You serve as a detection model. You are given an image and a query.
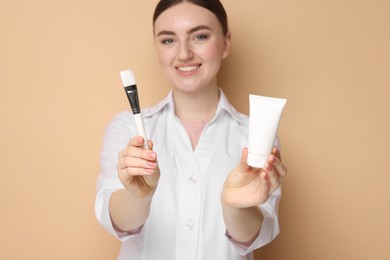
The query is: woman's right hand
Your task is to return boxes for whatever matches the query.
[117,136,160,199]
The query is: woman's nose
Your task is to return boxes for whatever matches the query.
[178,42,194,61]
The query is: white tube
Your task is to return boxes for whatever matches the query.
[247,94,287,168]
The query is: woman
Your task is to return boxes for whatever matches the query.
[95,0,287,259]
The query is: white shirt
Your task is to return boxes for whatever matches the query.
[95,89,281,260]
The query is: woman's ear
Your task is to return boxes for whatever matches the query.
[222,32,232,59]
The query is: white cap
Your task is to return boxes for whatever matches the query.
[120,69,136,87]
[247,152,267,168]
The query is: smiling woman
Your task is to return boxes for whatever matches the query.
[2,0,389,259]
[95,0,287,259]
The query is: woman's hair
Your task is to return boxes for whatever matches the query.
[153,0,229,36]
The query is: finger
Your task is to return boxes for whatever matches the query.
[118,150,157,178]
[269,154,287,178]
[128,136,147,148]
[121,166,156,176]
[272,147,282,161]
[264,163,280,190]
[117,139,158,178]
[259,171,270,195]
[147,140,154,151]
[238,148,251,171]
[121,156,158,170]
[120,145,157,161]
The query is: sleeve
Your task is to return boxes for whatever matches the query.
[226,136,282,254]
[226,186,281,255]
[94,111,144,241]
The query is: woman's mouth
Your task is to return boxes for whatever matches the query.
[176,65,201,72]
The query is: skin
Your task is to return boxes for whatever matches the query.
[109,2,288,245]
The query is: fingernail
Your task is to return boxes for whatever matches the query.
[147,162,157,168]
[148,152,157,160]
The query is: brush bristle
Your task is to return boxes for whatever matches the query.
[120,69,136,87]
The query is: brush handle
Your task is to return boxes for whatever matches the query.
[134,113,148,149]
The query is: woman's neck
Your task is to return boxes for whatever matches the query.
[173,86,220,150]
[173,86,220,123]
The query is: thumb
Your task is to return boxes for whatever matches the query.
[147,140,154,150]
[260,171,269,192]
[238,148,251,172]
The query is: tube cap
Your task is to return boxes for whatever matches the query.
[120,69,136,87]
[247,153,268,168]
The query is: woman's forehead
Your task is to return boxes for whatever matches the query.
[154,2,221,34]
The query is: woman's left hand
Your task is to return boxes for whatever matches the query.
[221,147,287,208]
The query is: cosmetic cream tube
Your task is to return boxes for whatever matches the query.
[247,94,287,168]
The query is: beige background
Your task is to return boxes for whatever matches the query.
[1,0,389,259]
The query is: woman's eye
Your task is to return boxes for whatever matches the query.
[194,34,208,41]
[161,38,174,45]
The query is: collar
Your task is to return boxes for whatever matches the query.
[141,88,245,125]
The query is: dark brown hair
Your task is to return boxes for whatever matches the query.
[153,0,229,36]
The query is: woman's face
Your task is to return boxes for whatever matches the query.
[154,2,231,94]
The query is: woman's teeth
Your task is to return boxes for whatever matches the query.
[178,66,199,72]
